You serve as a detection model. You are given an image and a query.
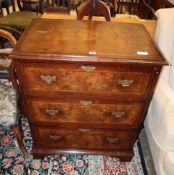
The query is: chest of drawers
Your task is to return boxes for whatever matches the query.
[10,18,167,161]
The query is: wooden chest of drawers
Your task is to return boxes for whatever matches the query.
[10,18,167,161]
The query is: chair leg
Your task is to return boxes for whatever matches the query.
[5,7,10,14]
[11,125,28,158]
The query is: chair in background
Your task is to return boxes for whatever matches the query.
[115,0,156,19]
[76,0,112,21]
[41,0,71,14]
[75,0,156,19]
[163,0,174,8]
[75,0,116,17]
[116,0,137,14]
[137,0,156,19]
[0,28,28,158]
[1,0,15,14]
[0,1,4,16]
[0,0,42,31]
[0,26,21,80]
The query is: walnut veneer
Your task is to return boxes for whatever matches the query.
[10,18,167,161]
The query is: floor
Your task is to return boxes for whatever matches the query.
[139,128,156,175]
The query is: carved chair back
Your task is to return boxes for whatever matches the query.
[76,0,112,21]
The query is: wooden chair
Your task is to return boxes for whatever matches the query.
[0,26,21,80]
[41,0,71,14]
[76,0,112,21]
[115,0,156,19]
[0,0,15,15]
[107,0,117,16]
[116,0,140,14]
[163,0,174,8]
[0,28,28,158]
[0,1,4,16]
[137,0,156,19]
[0,0,42,31]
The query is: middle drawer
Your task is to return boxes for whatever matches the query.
[26,98,144,127]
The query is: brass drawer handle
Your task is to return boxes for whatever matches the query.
[78,128,90,133]
[49,135,62,141]
[80,100,93,106]
[45,109,59,116]
[81,66,96,73]
[117,79,134,87]
[40,74,56,84]
[112,111,125,118]
[107,137,118,143]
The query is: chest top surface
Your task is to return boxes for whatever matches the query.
[12,18,166,64]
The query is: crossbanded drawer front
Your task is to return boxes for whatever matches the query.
[33,127,136,150]
[18,63,151,99]
[26,98,144,127]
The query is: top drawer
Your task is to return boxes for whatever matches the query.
[16,62,153,100]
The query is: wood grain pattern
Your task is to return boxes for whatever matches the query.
[26,98,144,127]
[32,126,137,150]
[17,62,152,100]
[41,14,157,39]
[12,19,165,64]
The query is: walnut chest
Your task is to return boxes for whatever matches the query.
[10,18,167,161]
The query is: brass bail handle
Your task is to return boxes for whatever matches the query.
[117,79,134,87]
[45,109,59,116]
[49,135,62,141]
[78,128,90,133]
[40,74,56,84]
[81,65,96,73]
[107,137,118,143]
[112,111,126,118]
[80,100,93,106]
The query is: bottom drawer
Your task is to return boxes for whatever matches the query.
[32,127,137,150]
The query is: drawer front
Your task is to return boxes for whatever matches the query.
[26,98,144,127]
[33,127,136,150]
[18,63,151,99]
